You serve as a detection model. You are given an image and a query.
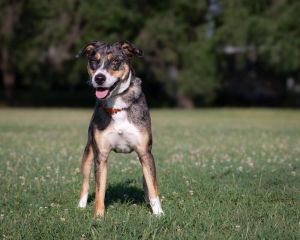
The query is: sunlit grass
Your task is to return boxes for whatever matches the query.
[0,108,300,239]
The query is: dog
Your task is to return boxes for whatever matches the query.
[76,41,164,217]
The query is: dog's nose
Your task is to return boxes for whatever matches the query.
[94,74,106,85]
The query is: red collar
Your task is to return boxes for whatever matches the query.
[99,101,128,114]
[103,107,126,114]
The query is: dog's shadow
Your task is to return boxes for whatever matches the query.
[87,179,145,206]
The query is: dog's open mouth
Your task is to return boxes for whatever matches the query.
[95,80,119,99]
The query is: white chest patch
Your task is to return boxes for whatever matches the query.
[104,111,140,153]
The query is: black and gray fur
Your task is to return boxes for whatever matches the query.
[77,41,163,217]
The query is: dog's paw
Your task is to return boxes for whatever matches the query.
[153,209,164,217]
[150,197,164,217]
[78,194,88,208]
[94,209,105,218]
[78,202,86,208]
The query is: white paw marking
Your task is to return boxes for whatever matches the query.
[150,197,164,216]
[78,193,88,208]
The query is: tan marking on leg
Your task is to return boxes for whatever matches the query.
[136,130,164,215]
[143,176,149,202]
[94,129,111,217]
[135,131,158,199]
[78,146,93,208]
[94,153,109,217]
[140,154,158,199]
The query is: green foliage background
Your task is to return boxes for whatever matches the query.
[1,0,300,106]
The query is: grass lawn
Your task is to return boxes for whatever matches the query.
[0,108,300,239]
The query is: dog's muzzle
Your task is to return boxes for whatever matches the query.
[94,74,106,85]
[95,79,120,99]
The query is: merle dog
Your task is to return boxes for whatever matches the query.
[76,41,164,217]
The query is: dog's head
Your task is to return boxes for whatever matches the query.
[77,41,143,99]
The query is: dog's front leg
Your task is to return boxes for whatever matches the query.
[78,145,93,208]
[94,150,110,217]
[136,149,164,216]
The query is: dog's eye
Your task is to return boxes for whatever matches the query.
[111,59,121,70]
[112,59,120,65]
[89,59,98,69]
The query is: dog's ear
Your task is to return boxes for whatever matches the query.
[120,40,143,58]
[76,41,99,58]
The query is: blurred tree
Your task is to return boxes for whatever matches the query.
[214,0,300,75]
[137,1,219,107]
[8,0,146,89]
[1,0,300,107]
[0,0,23,104]
[15,0,82,89]
[178,34,219,106]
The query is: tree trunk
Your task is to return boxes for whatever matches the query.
[1,49,15,105]
[3,71,15,105]
[176,93,194,109]
[0,3,22,105]
[168,65,195,108]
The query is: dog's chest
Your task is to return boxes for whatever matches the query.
[105,111,140,153]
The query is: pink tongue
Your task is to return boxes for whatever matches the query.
[95,89,109,99]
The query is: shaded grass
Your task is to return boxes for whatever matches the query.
[0,108,300,239]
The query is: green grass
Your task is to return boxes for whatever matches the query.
[0,108,300,239]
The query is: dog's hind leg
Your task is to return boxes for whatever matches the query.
[78,144,93,208]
